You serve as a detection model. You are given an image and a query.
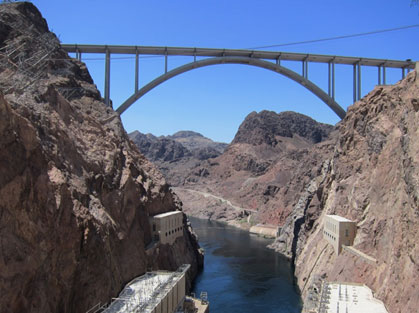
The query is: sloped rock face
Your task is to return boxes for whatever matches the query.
[0,3,202,313]
[179,111,335,226]
[271,73,419,313]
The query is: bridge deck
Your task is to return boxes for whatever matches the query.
[61,44,415,69]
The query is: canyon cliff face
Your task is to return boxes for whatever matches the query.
[0,3,202,313]
[272,73,418,313]
[165,74,418,313]
[176,111,334,226]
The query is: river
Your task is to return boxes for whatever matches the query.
[189,217,302,313]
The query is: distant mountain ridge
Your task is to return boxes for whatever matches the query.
[129,131,191,162]
[129,130,227,162]
[129,130,228,185]
[168,130,228,154]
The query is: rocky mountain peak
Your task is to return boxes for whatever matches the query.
[4,2,49,33]
[232,110,334,146]
[170,130,204,139]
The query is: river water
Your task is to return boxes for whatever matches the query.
[189,217,302,313]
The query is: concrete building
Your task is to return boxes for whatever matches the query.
[319,282,388,313]
[150,211,184,245]
[304,277,389,313]
[323,215,356,255]
[99,265,190,313]
[91,265,209,313]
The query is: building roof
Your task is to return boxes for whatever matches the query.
[323,282,388,313]
[326,215,353,222]
[153,210,183,219]
[102,264,190,313]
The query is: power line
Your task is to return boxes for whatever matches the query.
[248,24,419,50]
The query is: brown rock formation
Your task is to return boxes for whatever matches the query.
[178,111,335,227]
[0,3,202,313]
[271,72,419,313]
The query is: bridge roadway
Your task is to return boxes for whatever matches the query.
[61,44,416,117]
[61,44,415,69]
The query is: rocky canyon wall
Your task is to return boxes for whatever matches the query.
[0,3,202,313]
[272,72,418,313]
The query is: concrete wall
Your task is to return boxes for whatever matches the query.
[149,270,186,313]
[338,221,356,249]
[249,224,278,238]
[323,216,339,254]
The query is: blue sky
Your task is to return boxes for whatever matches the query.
[32,0,419,143]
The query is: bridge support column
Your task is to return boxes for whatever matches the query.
[165,51,168,74]
[402,68,406,79]
[353,63,362,102]
[328,62,335,100]
[377,65,386,85]
[357,63,361,101]
[353,64,358,103]
[76,49,81,61]
[383,66,386,85]
[302,60,308,79]
[104,48,111,107]
[135,50,139,93]
[378,66,381,85]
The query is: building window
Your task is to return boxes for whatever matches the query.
[152,224,156,231]
[345,229,349,237]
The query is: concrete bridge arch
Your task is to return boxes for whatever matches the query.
[115,56,347,119]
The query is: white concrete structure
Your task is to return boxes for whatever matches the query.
[150,211,184,245]
[102,264,190,313]
[323,215,356,255]
[320,282,388,313]
[249,224,279,238]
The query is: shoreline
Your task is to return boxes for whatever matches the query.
[186,213,278,240]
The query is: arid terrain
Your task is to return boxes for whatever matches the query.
[0,2,417,313]
[132,79,419,313]
[0,3,202,313]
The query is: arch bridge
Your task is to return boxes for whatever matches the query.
[61,44,416,119]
